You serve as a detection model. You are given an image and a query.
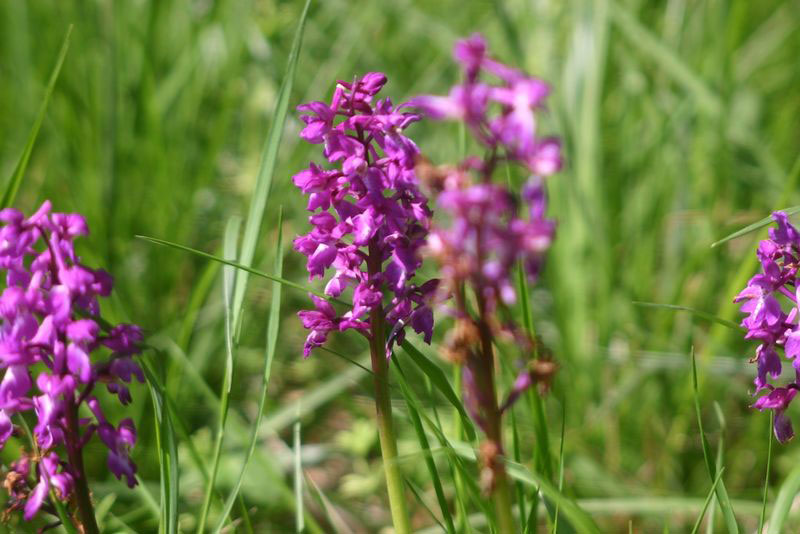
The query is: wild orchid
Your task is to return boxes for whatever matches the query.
[413,33,561,533]
[735,211,800,443]
[0,201,143,533]
[292,72,436,534]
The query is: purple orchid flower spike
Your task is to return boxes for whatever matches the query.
[292,72,437,358]
[0,201,143,532]
[292,72,439,534]
[736,211,800,444]
[412,34,561,534]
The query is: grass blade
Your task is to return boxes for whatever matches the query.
[517,265,553,482]
[634,302,742,331]
[766,462,800,534]
[294,419,304,533]
[1,25,72,209]
[196,216,241,534]
[759,412,774,533]
[231,0,312,340]
[141,357,179,534]
[691,349,738,533]
[212,208,285,533]
[503,457,601,534]
[392,358,456,534]
[691,467,724,534]
[305,473,355,534]
[136,234,341,303]
[400,339,476,441]
[712,156,800,248]
[711,206,800,248]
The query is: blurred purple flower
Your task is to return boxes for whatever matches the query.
[293,73,437,357]
[414,34,560,316]
[737,211,800,443]
[412,35,561,478]
[0,201,143,521]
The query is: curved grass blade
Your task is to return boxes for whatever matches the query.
[441,439,600,534]
[136,234,345,304]
[711,206,800,248]
[212,208,285,533]
[691,350,738,534]
[305,473,355,534]
[392,358,456,534]
[633,302,742,331]
[691,467,720,534]
[504,458,601,534]
[231,0,312,340]
[2,25,72,209]
[712,155,800,248]
[759,412,774,533]
[766,462,800,534]
[400,339,476,441]
[196,216,241,534]
[294,419,304,533]
[141,357,179,534]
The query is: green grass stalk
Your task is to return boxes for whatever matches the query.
[367,241,411,534]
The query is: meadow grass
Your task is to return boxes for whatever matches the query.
[1,0,799,532]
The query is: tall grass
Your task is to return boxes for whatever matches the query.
[0,0,799,531]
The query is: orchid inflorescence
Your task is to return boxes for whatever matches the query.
[735,211,800,443]
[411,35,561,528]
[293,72,437,358]
[0,201,143,521]
[414,33,561,425]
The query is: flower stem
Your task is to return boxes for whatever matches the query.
[475,317,516,534]
[369,305,412,534]
[64,401,100,534]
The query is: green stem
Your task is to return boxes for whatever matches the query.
[65,401,100,534]
[369,304,412,534]
[474,315,516,534]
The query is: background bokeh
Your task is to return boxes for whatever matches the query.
[1,0,799,532]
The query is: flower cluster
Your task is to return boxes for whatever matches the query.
[293,72,437,357]
[411,35,561,492]
[414,34,560,315]
[0,201,143,520]
[735,211,800,443]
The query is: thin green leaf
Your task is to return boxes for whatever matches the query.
[634,302,742,331]
[231,0,312,340]
[517,264,553,483]
[712,156,800,247]
[196,216,241,534]
[691,468,727,534]
[400,339,476,441]
[304,473,355,534]
[766,462,800,534]
[553,399,567,533]
[691,349,738,533]
[392,358,456,534]
[294,419,304,533]
[212,208,285,533]
[711,206,800,248]
[135,234,344,304]
[503,457,601,534]
[1,25,72,209]
[407,478,447,533]
[141,357,179,534]
[759,412,774,533]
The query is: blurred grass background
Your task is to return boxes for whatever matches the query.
[1,0,800,532]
